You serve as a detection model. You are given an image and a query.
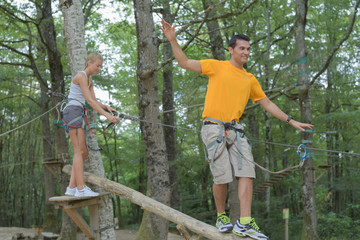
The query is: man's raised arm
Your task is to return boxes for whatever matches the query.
[160,19,202,73]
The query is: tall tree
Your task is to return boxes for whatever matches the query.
[161,0,177,208]
[133,0,171,239]
[295,0,318,239]
[36,2,58,232]
[59,0,116,239]
[58,0,87,238]
[263,0,272,227]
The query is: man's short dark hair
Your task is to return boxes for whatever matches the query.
[228,34,250,48]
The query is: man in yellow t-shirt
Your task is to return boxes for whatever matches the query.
[161,19,313,240]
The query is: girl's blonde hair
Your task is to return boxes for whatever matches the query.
[84,52,103,69]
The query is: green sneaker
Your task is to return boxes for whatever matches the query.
[232,218,269,240]
[216,213,233,233]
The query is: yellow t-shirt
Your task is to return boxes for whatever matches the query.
[200,59,266,122]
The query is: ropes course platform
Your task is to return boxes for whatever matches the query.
[43,158,63,180]
[49,194,110,240]
[60,164,252,240]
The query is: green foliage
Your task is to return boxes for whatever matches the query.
[318,212,360,239]
[1,1,360,239]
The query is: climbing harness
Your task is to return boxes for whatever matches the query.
[60,100,118,151]
[202,117,246,169]
[201,116,310,174]
[60,100,86,134]
[60,100,115,135]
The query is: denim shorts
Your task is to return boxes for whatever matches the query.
[62,105,84,129]
[201,122,256,184]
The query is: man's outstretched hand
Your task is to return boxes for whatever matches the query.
[289,120,314,132]
[160,19,177,42]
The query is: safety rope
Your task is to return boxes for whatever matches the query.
[117,112,360,157]
[2,105,359,159]
[243,144,309,174]
[0,102,62,137]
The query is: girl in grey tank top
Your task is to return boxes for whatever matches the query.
[63,53,119,197]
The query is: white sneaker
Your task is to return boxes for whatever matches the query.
[75,185,99,197]
[65,186,76,196]
[232,219,269,240]
[216,214,233,233]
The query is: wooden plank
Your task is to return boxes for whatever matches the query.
[62,198,100,209]
[49,194,109,203]
[62,164,252,240]
[49,195,94,202]
[64,208,95,239]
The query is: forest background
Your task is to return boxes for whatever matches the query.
[1,0,360,240]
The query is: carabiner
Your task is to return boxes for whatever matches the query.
[297,144,308,166]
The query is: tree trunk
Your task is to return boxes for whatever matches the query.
[86,110,116,239]
[40,62,58,233]
[35,5,58,230]
[59,0,115,239]
[113,131,124,227]
[201,0,226,61]
[133,0,171,239]
[263,0,272,228]
[37,0,64,232]
[137,156,145,223]
[161,0,178,208]
[295,0,318,239]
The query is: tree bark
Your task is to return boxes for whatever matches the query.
[133,0,171,239]
[263,0,272,228]
[161,0,178,208]
[39,52,58,234]
[35,3,59,230]
[295,0,318,239]
[35,0,66,232]
[86,110,116,239]
[201,0,226,61]
[58,0,86,238]
[59,0,115,239]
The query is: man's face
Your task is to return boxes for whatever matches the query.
[229,39,250,65]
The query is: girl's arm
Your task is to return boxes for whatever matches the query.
[76,74,118,123]
[89,80,117,114]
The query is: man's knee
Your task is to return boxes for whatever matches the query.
[213,183,228,193]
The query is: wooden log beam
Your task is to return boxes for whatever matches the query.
[62,165,251,240]
[176,224,192,239]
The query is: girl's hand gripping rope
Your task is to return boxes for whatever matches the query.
[105,108,120,125]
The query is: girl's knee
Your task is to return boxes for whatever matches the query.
[83,150,89,159]
[75,148,88,159]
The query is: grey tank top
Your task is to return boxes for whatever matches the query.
[67,71,91,107]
